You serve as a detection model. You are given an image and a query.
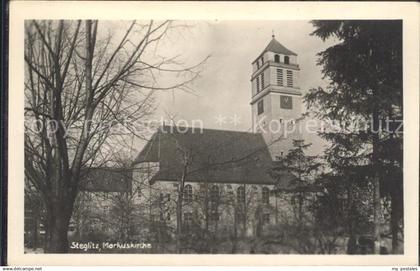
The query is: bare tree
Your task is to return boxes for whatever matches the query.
[104,154,158,243]
[24,19,205,252]
[174,142,190,253]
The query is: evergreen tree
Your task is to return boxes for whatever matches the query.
[306,20,403,254]
[271,139,321,225]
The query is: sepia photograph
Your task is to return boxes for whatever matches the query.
[22,19,404,255]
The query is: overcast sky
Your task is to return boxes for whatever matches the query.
[125,20,338,157]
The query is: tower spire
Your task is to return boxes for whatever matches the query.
[272,30,275,39]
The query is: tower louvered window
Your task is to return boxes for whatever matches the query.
[287,70,293,87]
[277,69,283,86]
[256,77,260,93]
[261,73,265,90]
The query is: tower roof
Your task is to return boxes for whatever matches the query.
[254,36,297,63]
[265,37,297,55]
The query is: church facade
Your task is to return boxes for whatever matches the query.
[131,36,305,240]
[25,36,308,250]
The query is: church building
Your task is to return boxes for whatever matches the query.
[131,36,306,239]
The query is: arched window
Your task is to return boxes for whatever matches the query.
[236,187,246,223]
[184,184,193,203]
[236,208,245,223]
[210,185,220,221]
[262,213,270,225]
[274,54,280,63]
[284,56,290,64]
[262,187,270,204]
[210,185,220,203]
[183,212,193,227]
[237,186,245,204]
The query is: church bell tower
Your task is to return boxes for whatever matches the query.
[251,35,302,159]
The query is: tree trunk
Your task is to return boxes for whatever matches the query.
[390,187,402,254]
[275,193,279,225]
[32,214,39,249]
[346,183,357,254]
[44,201,73,253]
[31,199,41,249]
[176,153,189,253]
[204,184,209,232]
[176,190,183,253]
[176,166,187,253]
[388,131,403,254]
[372,110,381,254]
[298,192,304,227]
[372,175,381,254]
[243,184,247,236]
[231,208,238,253]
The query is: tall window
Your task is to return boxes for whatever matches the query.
[261,73,265,90]
[262,187,270,204]
[236,208,245,224]
[284,56,290,64]
[210,185,219,203]
[257,100,264,115]
[237,186,245,204]
[262,213,270,225]
[261,56,264,65]
[103,206,110,213]
[102,192,109,200]
[210,185,220,221]
[183,212,193,227]
[256,77,260,93]
[277,68,283,86]
[286,70,293,87]
[159,193,171,221]
[274,54,280,63]
[184,184,193,204]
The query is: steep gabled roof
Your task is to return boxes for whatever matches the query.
[254,37,297,63]
[265,38,297,56]
[134,125,297,186]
